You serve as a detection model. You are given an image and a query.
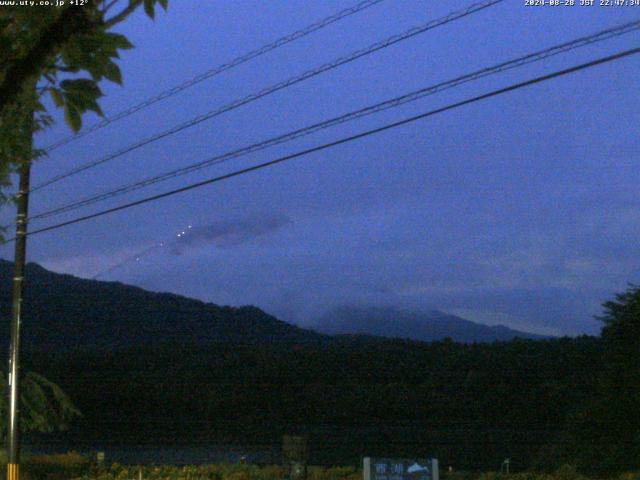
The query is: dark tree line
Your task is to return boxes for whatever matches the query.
[25,334,604,470]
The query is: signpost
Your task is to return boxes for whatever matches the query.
[363,458,438,480]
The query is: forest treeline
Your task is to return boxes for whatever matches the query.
[22,335,605,471]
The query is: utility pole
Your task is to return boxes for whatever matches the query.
[6,111,33,480]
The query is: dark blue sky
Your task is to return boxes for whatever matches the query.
[2,0,639,336]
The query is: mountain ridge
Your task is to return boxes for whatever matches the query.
[312,305,548,342]
[0,259,323,352]
[0,259,546,351]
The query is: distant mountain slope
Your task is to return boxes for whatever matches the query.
[0,260,323,351]
[0,259,545,352]
[313,306,548,343]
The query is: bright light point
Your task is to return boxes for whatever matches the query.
[188,225,192,229]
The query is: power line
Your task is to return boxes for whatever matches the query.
[4,47,636,243]
[41,0,387,153]
[27,19,640,222]
[30,0,504,192]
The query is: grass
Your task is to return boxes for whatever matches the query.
[1,453,637,480]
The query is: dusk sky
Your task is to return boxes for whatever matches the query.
[1,0,638,336]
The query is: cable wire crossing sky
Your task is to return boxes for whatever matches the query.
[32,0,503,192]
[25,19,640,223]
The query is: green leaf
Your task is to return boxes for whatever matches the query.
[60,79,105,119]
[60,42,84,66]
[63,103,81,133]
[60,79,103,106]
[157,0,168,11]
[85,98,104,117]
[103,61,123,85]
[60,78,99,94]
[107,32,134,50]
[33,98,46,113]
[144,0,155,19]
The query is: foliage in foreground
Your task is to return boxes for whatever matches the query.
[20,459,361,480]
[474,465,640,480]
[13,458,640,480]
[555,285,640,473]
[22,452,89,480]
[0,371,80,435]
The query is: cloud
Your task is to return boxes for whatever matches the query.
[170,212,292,255]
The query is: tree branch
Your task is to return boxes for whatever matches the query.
[102,0,121,15]
[104,0,143,28]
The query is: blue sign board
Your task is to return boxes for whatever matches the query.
[363,458,438,480]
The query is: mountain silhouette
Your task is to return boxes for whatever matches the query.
[0,259,322,352]
[313,305,548,343]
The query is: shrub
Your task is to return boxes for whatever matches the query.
[24,451,90,480]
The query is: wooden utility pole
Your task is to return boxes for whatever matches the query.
[6,110,33,480]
